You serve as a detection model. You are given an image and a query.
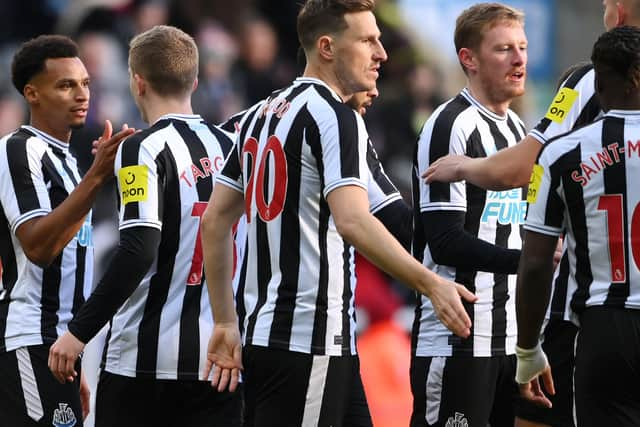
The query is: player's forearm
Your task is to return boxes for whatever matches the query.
[461,135,541,191]
[16,173,104,267]
[516,247,555,349]
[68,227,159,343]
[201,188,242,325]
[202,227,237,324]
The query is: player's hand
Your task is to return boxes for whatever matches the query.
[515,344,555,408]
[203,322,243,392]
[88,120,135,183]
[79,372,91,420]
[48,331,85,384]
[422,154,469,183]
[428,278,477,338]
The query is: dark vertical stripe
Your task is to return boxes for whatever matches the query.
[506,116,525,141]
[40,254,62,342]
[205,122,235,157]
[236,234,249,337]
[367,140,396,195]
[268,104,307,347]
[311,197,330,353]
[7,131,41,214]
[136,146,177,377]
[340,243,352,356]
[559,145,593,313]
[410,294,423,356]
[429,95,471,203]
[602,117,630,306]
[173,121,214,378]
[313,85,361,179]
[481,116,511,354]
[550,252,570,320]
[71,246,86,316]
[451,130,486,355]
[244,108,271,345]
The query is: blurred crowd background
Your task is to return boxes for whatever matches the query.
[0,1,610,425]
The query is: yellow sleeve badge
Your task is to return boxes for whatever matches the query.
[527,164,544,204]
[544,87,579,123]
[118,165,149,205]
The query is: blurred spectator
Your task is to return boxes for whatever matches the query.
[0,91,27,135]
[192,20,243,124]
[231,16,295,104]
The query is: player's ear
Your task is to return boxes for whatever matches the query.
[458,48,477,74]
[192,77,198,93]
[133,73,146,96]
[23,84,38,105]
[317,35,334,61]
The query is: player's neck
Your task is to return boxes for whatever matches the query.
[303,63,348,102]
[466,81,511,117]
[29,113,72,143]
[141,95,194,125]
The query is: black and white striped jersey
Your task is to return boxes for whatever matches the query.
[0,126,93,353]
[530,64,601,145]
[412,88,526,357]
[218,76,397,356]
[525,111,640,318]
[102,114,234,379]
[530,63,604,322]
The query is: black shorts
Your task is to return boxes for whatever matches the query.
[242,344,372,427]
[516,319,578,427]
[0,344,83,427]
[95,370,242,427]
[410,354,518,427]
[574,307,640,427]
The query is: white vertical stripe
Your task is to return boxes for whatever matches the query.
[302,355,330,426]
[16,347,44,421]
[426,356,446,425]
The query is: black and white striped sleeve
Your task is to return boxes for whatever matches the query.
[0,133,51,234]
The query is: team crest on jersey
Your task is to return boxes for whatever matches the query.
[445,412,468,427]
[119,165,148,205]
[544,87,578,123]
[52,403,76,427]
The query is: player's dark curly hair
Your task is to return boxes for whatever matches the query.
[11,35,79,96]
[591,26,640,89]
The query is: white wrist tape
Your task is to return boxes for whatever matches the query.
[515,343,549,384]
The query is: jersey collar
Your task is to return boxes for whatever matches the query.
[606,110,640,119]
[155,113,203,124]
[294,77,343,102]
[21,125,69,153]
[461,88,508,122]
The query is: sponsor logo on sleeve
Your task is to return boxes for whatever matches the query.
[527,164,544,204]
[544,87,578,123]
[118,165,148,205]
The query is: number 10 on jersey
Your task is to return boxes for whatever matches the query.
[242,136,288,223]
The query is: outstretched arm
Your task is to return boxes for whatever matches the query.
[327,185,477,338]
[423,135,542,191]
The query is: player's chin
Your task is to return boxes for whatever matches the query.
[70,118,87,130]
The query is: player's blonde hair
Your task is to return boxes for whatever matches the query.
[454,3,524,54]
[129,25,198,97]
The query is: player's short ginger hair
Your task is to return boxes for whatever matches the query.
[128,25,198,97]
[297,0,375,52]
[454,3,524,54]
